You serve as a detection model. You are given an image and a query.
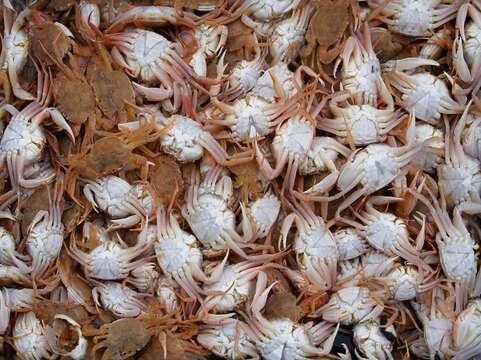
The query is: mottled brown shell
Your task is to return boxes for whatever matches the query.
[29,23,71,66]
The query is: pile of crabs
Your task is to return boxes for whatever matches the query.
[2,0,481,358]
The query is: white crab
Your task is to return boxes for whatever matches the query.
[361,250,397,278]
[334,228,369,261]
[383,60,465,124]
[182,167,253,258]
[197,316,259,360]
[45,314,87,360]
[462,110,481,161]
[155,207,227,302]
[281,199,338,291]
[189,24,228,77]
[122,109,231,164]
[211,94,298,143]
[384,265,437,301]
[106,28,214,111]
[411,123,445,173]
[82,176,152,228]
[0,68,74,189]
[438,104,481,206]
[353,320,394,360]
[25,182,65,278]
[269,4,313,64]
[338,24,392,106]
[92,280,146,317]
[452,298,481,359]
[69,237,150,281]
[13,312,52,360]
[127,262,160,292]
[368,0,462,37]
[318,117,428,216]
[339,197,431,272]
[238,0,303,28]
[0,226,28,267]
[156,277,178,313]
[240,189,281,242]
[318,286,384,326]
[252,62,298,102]
[244,272,339,360]
[318,92,401,146]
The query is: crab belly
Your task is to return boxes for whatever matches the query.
[393,1,431,36]
[260,319,305,360]
[464,22,481,68]
[347,109,380,145]
[232,106,270,142]
[272,119,313,161]
[204,268,252,312]
[130,30,170,83]
[437,162,481,205]
[364,218,405,255]
[160,120,204,162]
[438,240,476,285]
[186,195,235,250]
[0,121,45,165]
[26,230,63,260]
[294,226,338,260]
[343,58,380,100]
[250,196,280,235]
[155,234,200,275]
[361,148,400,192]
[89,249,124,280]
[405,83,442,123]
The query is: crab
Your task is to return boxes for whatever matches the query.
[368,0,463,37]
[120,107,233,165]
[127,262,160,292]
[336,24,393,106]
[437,103,481,207]
[189,24,228,77]
[409,184,480,311]
[411,123,445,173]
[1,7,34,100]
[383,59,465,124]
[0,66,74,190]
[68,236,150,281]
[220,47,266,101]
[45,314,87,360]
[317,286,384,326]
[252,61,299,102]
[334,227,369,261]
[25,179,65,278]
[462,108,481,161]
[269,4,313,64]
[298,136,352,197]
[197,315,259,360]
[338,196,433,272]
[0,226,29,268]
[312,115,430,216]
[211,94,299,143]
[240,189,281,242]
[105,28,216,111]
[318,91,401,146]
[181,167,254,259]
[280,199,338,291]
[383,265,438,302]
[242,271,339,359]
[452,298,481,359]
[92,280,147,317]
[452,1,481,94]
[154,206,228,302]
[353,320,395,360]
[13,311,52,360]
[82,176,153,228]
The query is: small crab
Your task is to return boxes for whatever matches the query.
[438,104,481,207]
[252,61,299,102]
[181,167,254,258]
[197,315,259,360]
[318,91,401,146]
[269,4,313,64]
[336,24,392,106]
[13,311,52,360]
[281,199,338,291]
[368,0,463,37]
[383,59,465,124]
[105,28,216,111]
[334,227,369,261]
[411,123,445,173]
[154,207,228,302]
[0,66,74,189]
[25,179,65,278]
[92,280,147,317]
[317,286,384,326]
[452,298,481,359]
[235,0,304,30]
[82,176,153,228]
[382,265,438,301]
[353,320,395,360]
[189,24,228,77]
[243,271,339,359]
[69,235,150,281]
